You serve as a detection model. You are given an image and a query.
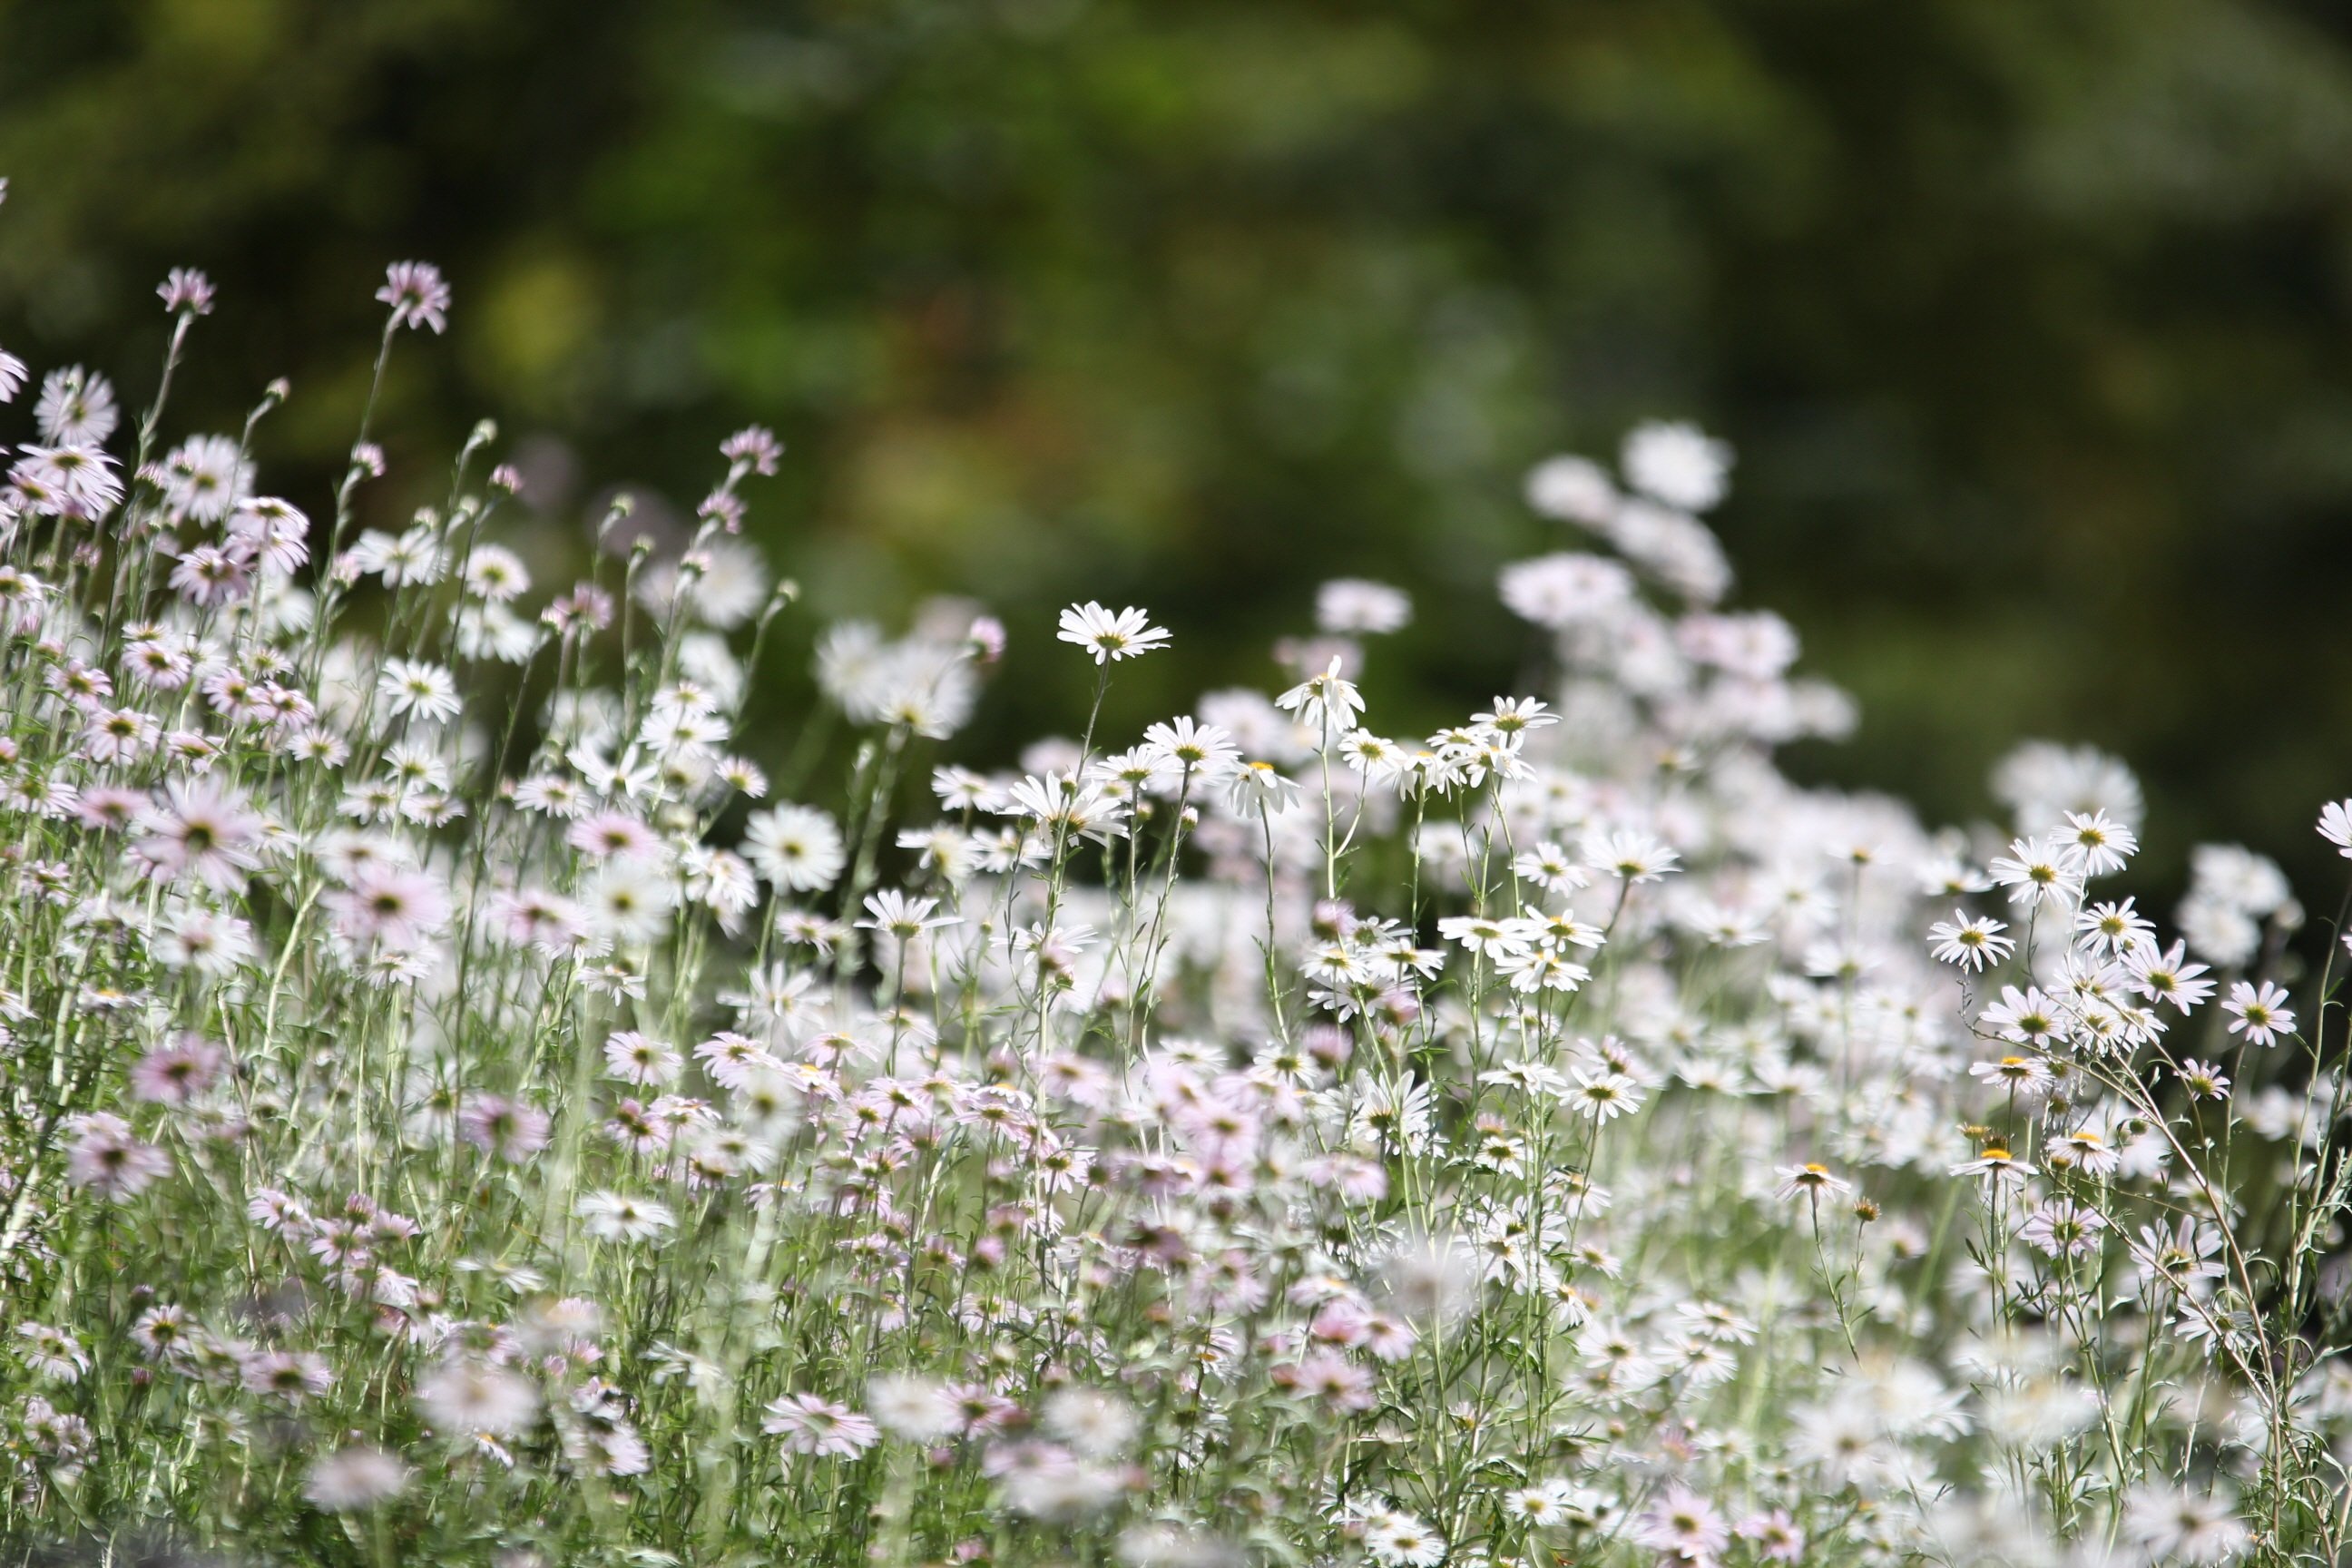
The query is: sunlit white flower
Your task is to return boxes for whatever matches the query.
[1585,829,1680,884]
[1927,909,2014,972]
[2220,979,2295,1047]
[1315,578,1411,635]
[34,367,117,446]
[2121,1481,2249,1565]
[577,1191,676,1243]
[2061,808,2138,877]
[1987,834,2086,909]
[2018,1198,2105,1259]
[866,1375,962,1442]
[743,804,846,892]
[305,1446,410,1512]
[2175,1058,2231,1103]
[1622,421,1731,512]
[1524,453,1616,524]
[1141,716,1240,782]
[1773,1161,1849,1203]
[1360,1506,1446,1568]
[761,1394,878,1458]
[377,658,461,724]
[2318,799,2352,859]
[1274,657,1365,737]
[1057,601,1170,663]
[858,888,960,940]
[414,1361,538,1439]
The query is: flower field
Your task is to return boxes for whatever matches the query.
[0,207,2347,1566]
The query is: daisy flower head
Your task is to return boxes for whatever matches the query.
[577,1190,677,1244]
[1967,1054,2053,1101]
[1499,552,1635,630]
[413,1360,538,1439]
[130,1034,227,1105]
[241,1349,332,1403]
[377,260,452,334]
[2073,897,2155,959]
[1056,602,1170,664]
[1139,716,1240,783]
[743,804,846,892]
[2319,799,2352,858]
[1006,769,1130,843]
[162,434,250,522]
[230,495,311,574]
[376,658,461,725]
[720,423,785,476]
[1928,909,2014,973]
[1498,1485,1572,1529]
[2175,1058,2231,1103]
[463,542,531,602]
[158,268,216,317]
[1274,656,1365,736]
[1566,1067,1643,1122]
[348,525,446,588]
[575,811,677,869]
[304,1446,409,1513]
[761,1393,879,1459]
[2132,1218,2227,1297]
[1337,728,1409,786]
[2062,808,2139,877]
[1472,695,1557,740]
[1225,759,1301,817]
[1987,834,2087,909]
[2018,1198,2106,1259]
[2127,940,2214,1014]
[2220,979,2295,1047]
[1091,745,1174,803]
[35,367,117,446]
[1316,578,1411,635]
[2046,1124,2121,1176]
[1979,985,2066,1049]
[1622,420,1732,513]
[17,1324,90,1384]
[1774,1161,1850,1203]
[1359,1505,1446,1568]
[134,778,265,893]
[604,1030,682,1086]
[1043,1387,1138,1458]
[1632,1484,1731,1563]
[167,544,250,607]
[1584,828,1681,885]
[1738,1508,1807,1564]
[457,1094,552,1164]
[858,888,960,940]
[1952,1143,2035,1184]
[324,864,451,952]
[1524,452,1617,524]
[2121,1481,2249,1566]
[865,1375,962,1443]
[83,706,161,766]
[1437,915,1530,958]
[1513,840,1590,896]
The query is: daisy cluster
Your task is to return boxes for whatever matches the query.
[0,214,2346,1567]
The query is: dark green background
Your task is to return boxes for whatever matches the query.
[6,0,2352,900]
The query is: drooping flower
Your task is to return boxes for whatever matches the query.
[377,260,453,334]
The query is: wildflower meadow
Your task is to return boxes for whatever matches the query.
[0,181,2347,1567]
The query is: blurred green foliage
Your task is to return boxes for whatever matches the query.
[6,0,2352,896]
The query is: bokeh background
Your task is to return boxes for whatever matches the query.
[5,0,2352,901]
